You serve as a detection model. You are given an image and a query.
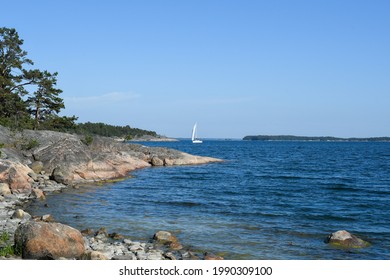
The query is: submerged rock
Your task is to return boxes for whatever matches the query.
[153,230,183,251]
[325,230,370,249]
[204,252,224,260]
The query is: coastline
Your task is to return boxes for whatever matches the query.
[1,175,223,260]
[0,126,222,260]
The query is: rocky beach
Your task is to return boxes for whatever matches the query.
[0,125,222,260]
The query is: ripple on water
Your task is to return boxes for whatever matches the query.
[26,141,390,259]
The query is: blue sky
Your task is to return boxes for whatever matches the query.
[2,0,389,138]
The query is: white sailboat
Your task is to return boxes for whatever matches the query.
[191,123,203,144]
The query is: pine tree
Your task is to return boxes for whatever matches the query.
[0,27,33,127]
[0,27,67,129]
[26,71,64,130]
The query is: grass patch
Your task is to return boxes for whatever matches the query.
[0,232,15,257]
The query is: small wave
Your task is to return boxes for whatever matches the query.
[303,213,356,222]
[160,201,203,207]
[258,174,306,180]
[323,184,359,192]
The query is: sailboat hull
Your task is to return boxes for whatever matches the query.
[192,140,203,144]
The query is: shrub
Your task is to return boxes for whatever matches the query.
[21,139,39,150]
[81,135,94,146]
[0,232,14,257]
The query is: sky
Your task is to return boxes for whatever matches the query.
[2,0,390,138]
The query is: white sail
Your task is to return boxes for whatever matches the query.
[192,122,203,143]
[191,123,197,141]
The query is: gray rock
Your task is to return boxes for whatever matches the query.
[146,250,164,260]
[123,239,132,245]
[136,251,147,260]
[129,244,144,251]
[52,167,72,185]
[30,161,44,174]
[12,209,26,219]
[153,230,183,250]
[325,230,370,249]
[112,253,137,260]
[164,158,174,166]
[28,172,38,181]
[151,156,164,166]
[84,250,109,260]
[0,150,7,159]
[41,214,55,222]
[153,231,174,244]
[30,188,45,200]
[0,183,11,196]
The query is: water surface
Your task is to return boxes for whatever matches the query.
[27,140,390,259]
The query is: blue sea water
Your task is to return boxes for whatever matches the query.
[27,140,390,259]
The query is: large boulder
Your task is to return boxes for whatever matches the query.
[0,160,33,193]
[151,157,164,166]
[52,166,73,185]
[325,230,370,249]
[14,221,85,259]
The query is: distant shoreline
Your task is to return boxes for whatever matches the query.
[243,135,390,142]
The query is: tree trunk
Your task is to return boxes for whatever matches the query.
[34,102,40,130]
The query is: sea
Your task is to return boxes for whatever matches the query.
[26,140,390,259]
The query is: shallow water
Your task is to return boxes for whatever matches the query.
[27,140,390,259]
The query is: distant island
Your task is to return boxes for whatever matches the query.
[243,135,390,142]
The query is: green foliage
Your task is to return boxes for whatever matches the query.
[0,244,14,257]
[26,71,64,130]
[0,27,70,131]
[81,134,94,146]
[0,232,15,257]
[20,138,39,150]
[0,232,9,242]
[40,115,78,132]
[75,122,157,139]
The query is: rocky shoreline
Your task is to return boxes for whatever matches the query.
[0,126,222,260]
